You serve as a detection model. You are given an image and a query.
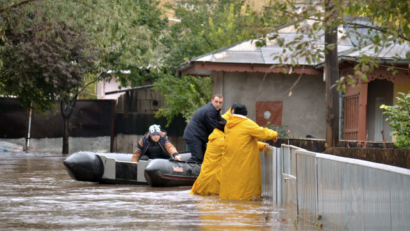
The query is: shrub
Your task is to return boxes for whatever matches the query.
[380,92,410,149]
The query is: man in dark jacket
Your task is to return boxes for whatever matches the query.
[183,94,224,162]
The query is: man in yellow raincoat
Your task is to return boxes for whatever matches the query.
[191,104,268,196]
[219,103,277,201]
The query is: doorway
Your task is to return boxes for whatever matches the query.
[366,80,393,142]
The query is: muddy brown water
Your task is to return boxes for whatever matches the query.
[0,152,319,230]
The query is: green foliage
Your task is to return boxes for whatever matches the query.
[154,75,212,127]
[381,92,410,149]
[0,6,98,112]
[253,0,410,91]
[151,0,262,125]
[0,0,168,111]
[265,122,291,138]
[161,0,260,71]
[78,74,98,99]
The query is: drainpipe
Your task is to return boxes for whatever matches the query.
[339,90,344,140]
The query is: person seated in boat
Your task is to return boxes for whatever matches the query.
[131,124,182,163]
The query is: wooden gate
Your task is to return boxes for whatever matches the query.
[343,94,359,140]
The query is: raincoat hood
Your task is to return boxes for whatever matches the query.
[221,108,231,120]
[208,129,224,142]
[226,115,247,129]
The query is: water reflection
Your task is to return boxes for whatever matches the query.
[0,152,319,230]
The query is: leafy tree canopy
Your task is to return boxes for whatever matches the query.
[152,0,272,125]
[0,0,168,111]
[0,6,97,112]
[160,0,262,71]
[154,75,212,127]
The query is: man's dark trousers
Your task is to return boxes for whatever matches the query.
[185,138,206,162]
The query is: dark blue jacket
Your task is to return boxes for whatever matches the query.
[183,102,222,143]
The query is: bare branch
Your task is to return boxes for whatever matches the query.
[0,0,38,13]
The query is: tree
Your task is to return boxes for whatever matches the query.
[381,92,410,149]
[0,6,98,112]
[251,0,410,147]
[0,0,169,91]
[161,0,260,70]
[154,74,212,127]
[0,6,103,153]
[256,0,410,85]
[0,0,168,153]
[151,0,263,125]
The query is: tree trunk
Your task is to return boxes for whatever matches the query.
[325,0,339,149]
[62,115,69,154]
[61,98,77,154]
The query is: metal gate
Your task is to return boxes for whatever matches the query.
[343,94,359,140]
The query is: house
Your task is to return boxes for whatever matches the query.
[176,20,410,141]
[336,43,410,142]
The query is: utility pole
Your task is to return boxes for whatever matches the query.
[325,0,339,149]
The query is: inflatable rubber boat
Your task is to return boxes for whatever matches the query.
[63,152,201,187]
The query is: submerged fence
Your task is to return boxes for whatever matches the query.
[261,144,410,230]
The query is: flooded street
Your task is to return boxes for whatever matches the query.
[0,152,319,230]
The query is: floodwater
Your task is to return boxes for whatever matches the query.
[0,152,320,231]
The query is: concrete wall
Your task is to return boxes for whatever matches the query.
[0,138,26,150]
[213,71,326,139]
[28,137,111,154]
[114,134,186,154]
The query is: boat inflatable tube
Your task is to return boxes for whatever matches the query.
[63,151,199,187]
[144,159,201,187]
[63,151,104,182]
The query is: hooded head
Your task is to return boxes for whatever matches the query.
[234,103,247,116]
[216,119,227,132]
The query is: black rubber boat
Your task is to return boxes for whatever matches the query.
[63,152,201,187]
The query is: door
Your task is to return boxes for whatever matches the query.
[255,101,283,128]
[343,94,359,140]
[374,97,385,141]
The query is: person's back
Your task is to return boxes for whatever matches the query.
[183,94,223,162]
[183,103,218,143]
[219,104,277,201]
[190,125,225,196]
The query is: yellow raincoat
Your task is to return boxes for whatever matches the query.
[219,115,277,201]
[190,108,231,196]
[221,107,231,120]
[190,129,225,195]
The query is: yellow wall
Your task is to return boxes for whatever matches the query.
[391,83,410,142]
[245,0,268,12]
[159,0,270,23]
[393,83,410,105]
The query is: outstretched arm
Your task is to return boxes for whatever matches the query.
[164,137,181,160]
[246,120,278,141]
